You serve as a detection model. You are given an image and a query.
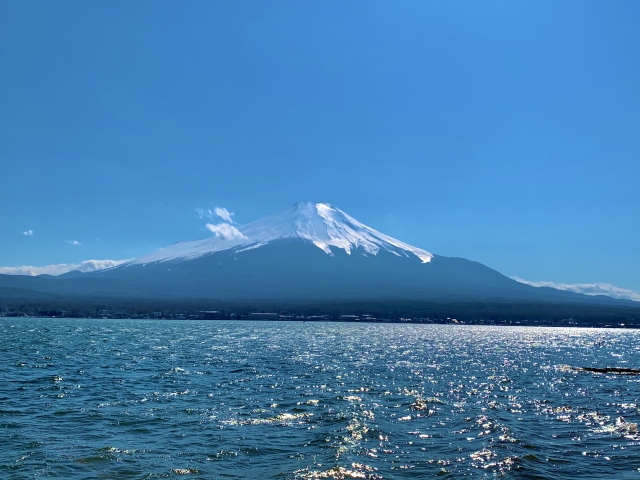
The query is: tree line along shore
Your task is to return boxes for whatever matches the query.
[2,298,639,328]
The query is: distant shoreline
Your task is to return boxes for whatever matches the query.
[3,315,640,329]
[2,296,638,329]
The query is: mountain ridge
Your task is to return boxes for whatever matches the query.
[1,202,637,307]
[127,201,433,265]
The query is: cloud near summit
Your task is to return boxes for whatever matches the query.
[214,207,234,223]
[205,223,246,240]
[512,277,640,302]
[199,205,243,239]
[196,206,236,223]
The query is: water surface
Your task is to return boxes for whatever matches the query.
[2,319,640,478]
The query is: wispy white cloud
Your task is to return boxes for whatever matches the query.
[197,205,243,240]
[22,230,34,236]
[196,206,236,223]
[195,208,211,219]
[66,240,82,246]
[512,277,640,302]
[214,207,234,223]
[205,222,246,240]
[75,259,129,272]
[0,259,130,277]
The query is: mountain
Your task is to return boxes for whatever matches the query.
[0,201,635,307]
[129,201,433,265]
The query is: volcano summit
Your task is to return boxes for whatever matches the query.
[131,202,433,265]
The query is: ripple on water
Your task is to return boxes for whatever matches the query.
[1,320,640,478]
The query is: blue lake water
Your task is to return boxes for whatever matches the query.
[2,318,640,479]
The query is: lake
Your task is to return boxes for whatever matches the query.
[2,319,639,478]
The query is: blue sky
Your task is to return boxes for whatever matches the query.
[1,1,638,294]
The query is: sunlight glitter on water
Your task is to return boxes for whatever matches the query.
[2,319,640,478]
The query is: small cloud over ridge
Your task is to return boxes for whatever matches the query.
[66,240,82,246]
[214,207,234,223]
[205,223,246,240]
[0,259,130,276]
[512,277,640,302]
[23,230,34,236]
[196,206,236,223]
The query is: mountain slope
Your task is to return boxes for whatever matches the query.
[1,202,636,306]
[81,239,627,304]
[128,202,432,265]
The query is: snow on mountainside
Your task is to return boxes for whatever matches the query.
[129,202,433,265]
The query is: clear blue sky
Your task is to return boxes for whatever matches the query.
[1,1,638,291]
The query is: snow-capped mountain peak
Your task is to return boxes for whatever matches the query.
[130,202,433,265]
